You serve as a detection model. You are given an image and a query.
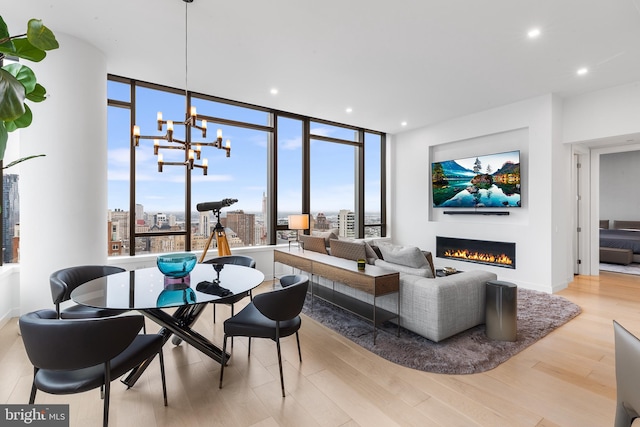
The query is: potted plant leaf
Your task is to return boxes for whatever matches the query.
[0,16,58,167]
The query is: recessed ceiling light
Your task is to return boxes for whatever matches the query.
[527,28,541,39]
[346,107,353,113]
[270,88,278,95]
[577,67,589,76]
[401,121,408,126]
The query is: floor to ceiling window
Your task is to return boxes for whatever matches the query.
[276,116,304,243]
[107,75,386,256]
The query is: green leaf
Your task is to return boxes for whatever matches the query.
[0,17,9,40]
[3,154,46,169]
[0,123,7,161]
[27,19,59,51]
[2,63,36,93]
[26,83,47,102]
[4,103,32,132]
[11,38,46,62]
[0,16,15,53]
[0,68,26,121]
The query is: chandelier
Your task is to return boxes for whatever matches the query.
[131,0,230,175]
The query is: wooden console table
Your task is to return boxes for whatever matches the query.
[273,249,400,344]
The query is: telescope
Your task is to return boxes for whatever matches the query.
[196,198,238,212]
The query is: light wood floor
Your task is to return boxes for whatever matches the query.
[1,271,637,427]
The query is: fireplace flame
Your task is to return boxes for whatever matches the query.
[443,249,513,266]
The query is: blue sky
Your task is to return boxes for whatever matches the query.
[107,81,381,215]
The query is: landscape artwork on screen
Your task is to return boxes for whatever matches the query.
[432,150,521,208]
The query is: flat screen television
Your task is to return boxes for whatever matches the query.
[431,150,520,208]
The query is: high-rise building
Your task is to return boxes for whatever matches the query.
[259,192,268,245]
[199,211,210,236]
[108,209,129,255]
[154,213,167,227]
[223,210,255,247]
[2,174,19,263]
[338,209,355,238]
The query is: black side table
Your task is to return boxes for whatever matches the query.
[485,280,517,341]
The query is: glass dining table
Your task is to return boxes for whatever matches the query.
[71,262,265,387]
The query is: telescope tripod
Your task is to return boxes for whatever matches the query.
[199,210,232,263]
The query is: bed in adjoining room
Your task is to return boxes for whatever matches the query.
[600,220,640,265]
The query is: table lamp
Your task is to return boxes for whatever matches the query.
[288,214,310,251]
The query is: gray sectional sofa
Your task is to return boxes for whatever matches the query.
[295,235,498,342]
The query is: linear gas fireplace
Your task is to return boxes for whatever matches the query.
[436,236,516,269]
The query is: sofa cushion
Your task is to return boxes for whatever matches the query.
[376,242,429,269]
[338,237,379,264]
[374,259,434,278]
[311,230,339,247]
[298,235,328,254]
[330,239,367,261]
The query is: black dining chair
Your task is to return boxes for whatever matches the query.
[613,320,640,427]
[19,309,168,427]
[219,274,309,397]
[49,265,128,319]
[202,255,256,326]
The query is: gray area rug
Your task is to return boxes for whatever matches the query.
[301,288,581,374]
[600,262,640,276]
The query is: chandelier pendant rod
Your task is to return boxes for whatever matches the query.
[131,0,231,177]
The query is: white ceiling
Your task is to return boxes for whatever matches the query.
[7,0,640,134]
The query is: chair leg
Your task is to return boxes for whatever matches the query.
[29,368,38,404]
[158,347,168,406]
[247,337,251,357]
[103,364,111,427]
[296,331,302,362]
[219,335,228,389]
[213,304,217,324]
[276,334,285,398]
[275,325,286,398]
[230,305,235,349]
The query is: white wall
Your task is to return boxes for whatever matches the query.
[18,33,108,314]
[392,95,573,292]
[563,81,640,144]
[599,150,640,222]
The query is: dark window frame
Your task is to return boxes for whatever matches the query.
[107,74,387,255]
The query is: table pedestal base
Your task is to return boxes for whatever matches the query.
[122,303,230,387]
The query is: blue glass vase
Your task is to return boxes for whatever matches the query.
[156,253,197,278]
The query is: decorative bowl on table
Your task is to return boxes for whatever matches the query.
[156,253,197,278]
[442,266,457,275]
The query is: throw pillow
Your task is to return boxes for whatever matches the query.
[298,235,328,254]
[311,230,339,247]
[376,242,429,269]
[337,237,379,264]
[329,239,367,262]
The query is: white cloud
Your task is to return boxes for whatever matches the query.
[281,136,302,150]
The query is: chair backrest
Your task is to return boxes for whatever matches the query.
[19,309,144,371]
[614,320,640,427]
[253,275,309,322]
[203,255,256,268]
[49,265,126,305]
